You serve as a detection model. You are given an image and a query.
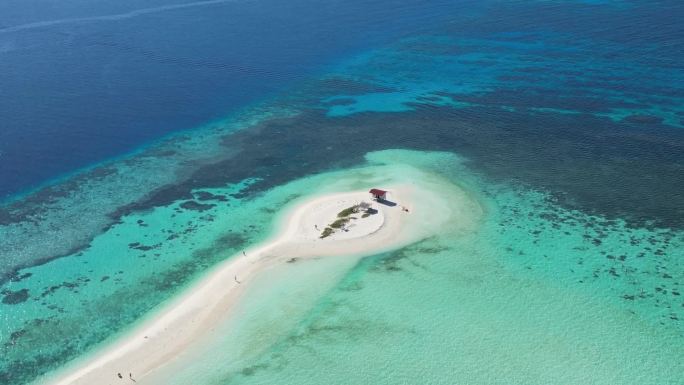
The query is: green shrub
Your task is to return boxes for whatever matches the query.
[330,217,350,229]
[337,205,358,218]
[320,227,334,238]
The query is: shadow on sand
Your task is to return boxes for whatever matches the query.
[376,198,397,207]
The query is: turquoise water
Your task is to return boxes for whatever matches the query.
[141,150,684,385]
[2,1,684,384]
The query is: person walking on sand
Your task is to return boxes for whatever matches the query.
[242,250,246,256]
[234,275,241,284]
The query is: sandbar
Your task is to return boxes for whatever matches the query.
[44,184,445,384]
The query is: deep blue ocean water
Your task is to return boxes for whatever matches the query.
[0,0,461,200]
[2,0,682,201]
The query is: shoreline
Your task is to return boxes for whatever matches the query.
[42,185,428,385]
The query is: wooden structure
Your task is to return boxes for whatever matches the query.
[369,188,387,201]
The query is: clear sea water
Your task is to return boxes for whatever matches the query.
[1,1,683,384]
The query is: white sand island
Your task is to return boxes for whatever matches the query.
[45,181,467,385]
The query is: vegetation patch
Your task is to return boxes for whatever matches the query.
[320,227,334,238]
[337,205,359,218]
[330,217,350,229]
[320,204,369,238]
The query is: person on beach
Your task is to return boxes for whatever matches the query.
[242,251,246,256]
[234,275,241,284]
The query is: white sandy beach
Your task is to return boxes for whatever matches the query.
[43,183,459,385]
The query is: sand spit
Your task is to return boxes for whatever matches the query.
[43,180,470,385]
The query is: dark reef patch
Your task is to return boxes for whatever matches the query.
[1,289,30,305]
[179,201,216,212]
[128,242,161,252]
[193,191,229,202]
[239,362,270,377]
[39,277,90,299]
[212,232,250,251]
[376,251,405,272]
[370,240,439,274]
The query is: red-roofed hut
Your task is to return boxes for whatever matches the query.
[369,188,387,200]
